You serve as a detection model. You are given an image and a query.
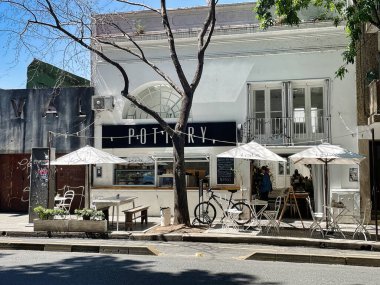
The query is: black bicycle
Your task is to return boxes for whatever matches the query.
[193,188,252,225]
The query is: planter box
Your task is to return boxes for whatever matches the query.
[34,219,69,232]
[34,219,107,233]
[68,220,107,233]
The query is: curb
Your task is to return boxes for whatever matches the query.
[182,233,380,251]
[2,230,380,252]
[244,250,380,267]
[0,241,160,256]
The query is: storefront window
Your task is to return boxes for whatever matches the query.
[156,156,209,188]
[114,163,155,186]
[114,155,209,187]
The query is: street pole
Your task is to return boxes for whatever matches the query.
[372,128,378,241]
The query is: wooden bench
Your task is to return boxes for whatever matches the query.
[123,205,149,230]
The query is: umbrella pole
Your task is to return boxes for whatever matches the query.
[325,161,329,229]
[85,164,90,208]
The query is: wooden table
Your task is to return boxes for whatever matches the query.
[92,196,137,231]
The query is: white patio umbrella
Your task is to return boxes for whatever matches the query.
[289,143,365,226]
[217,140,286,162]
[50,145,127,165]
[50,145,127,208]
[217,140,286,200]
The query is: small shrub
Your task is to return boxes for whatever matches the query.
[34,206,67,220]
[74,208,105,220]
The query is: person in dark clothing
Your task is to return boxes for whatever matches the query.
[291,169,304,192]
[259,166,272,201]
[252,165,262,198]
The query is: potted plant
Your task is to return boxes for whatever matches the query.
[70,208,107,232]
[74,208,105,220]
[34,206,67,220]
[33,206,69,232]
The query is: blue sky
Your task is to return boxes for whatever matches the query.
[0,0,253,89]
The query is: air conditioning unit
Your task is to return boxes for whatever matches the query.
[92,96,114,111]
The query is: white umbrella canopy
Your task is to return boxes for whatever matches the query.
[50,145,127,165]
[289,143,365,228]
[217,140,286,162]
[50,145,127,208]
[289,143,365,165]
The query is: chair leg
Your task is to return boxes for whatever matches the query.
[141,209,148,225]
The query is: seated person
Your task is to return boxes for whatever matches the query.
[291,169,304,192]
[304,176,314,198]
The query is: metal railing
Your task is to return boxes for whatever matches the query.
[242,116,330,145]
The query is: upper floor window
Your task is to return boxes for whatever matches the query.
[246,79,329,145]
[124,82,183,119]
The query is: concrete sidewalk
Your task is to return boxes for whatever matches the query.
[0,213,380,252]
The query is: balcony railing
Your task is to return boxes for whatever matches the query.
[242,116,331,145]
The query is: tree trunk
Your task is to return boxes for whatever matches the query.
[172,131,190,225]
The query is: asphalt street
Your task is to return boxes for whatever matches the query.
[0,245,379,285]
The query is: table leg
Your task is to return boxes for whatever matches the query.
[117,205,119,231]
[112,206,115,227]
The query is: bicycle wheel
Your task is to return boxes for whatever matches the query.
[194,201,217,225]
[232,202,252,225]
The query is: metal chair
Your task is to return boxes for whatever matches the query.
[222,208,242,231]
[352,199,372,241]
[245,199,268,231]
[262,196,282,233]
[306,196,324,238]
[54,190,75,216]
[66,186,85,209]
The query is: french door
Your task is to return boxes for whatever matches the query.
[292,84,325,141]
[251,84,284,142]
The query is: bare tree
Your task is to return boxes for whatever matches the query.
[0,0,218,225]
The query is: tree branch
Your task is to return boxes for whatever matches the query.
[123,91,174,136]
[160,0,190,94]
[191,0,216,90]
[97,21,184,96]
[115,0,160,14]
[40,0,130,93]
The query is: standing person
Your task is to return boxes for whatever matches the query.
[259,166,272,201]
[252,165,262,198]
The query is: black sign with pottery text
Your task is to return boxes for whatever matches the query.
[102,122,236,148]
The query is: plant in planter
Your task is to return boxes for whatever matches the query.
[74,208,105,220]
[33,206,67,220]
[33,206,69,232]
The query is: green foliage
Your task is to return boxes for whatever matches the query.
[135,20,145,35]
[74,208,105,220]
[33,206,67,220]
[255,0,380,79]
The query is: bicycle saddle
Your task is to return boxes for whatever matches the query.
[228,189,238,193]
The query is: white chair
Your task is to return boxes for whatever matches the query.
[353,199,372,241]
[222,208,242,231]
[245,199,268,231]
[262,196,282,233]
[54,190,75,216]
[306,196,324,238]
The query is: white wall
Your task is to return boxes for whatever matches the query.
[92,23,359,195]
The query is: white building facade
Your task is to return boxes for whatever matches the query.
[91,3,360,216]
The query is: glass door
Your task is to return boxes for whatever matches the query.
[252,85,284,143]
[292,84,324,140]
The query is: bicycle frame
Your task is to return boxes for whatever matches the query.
[194,188,252,226]
[207,190,236,215]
